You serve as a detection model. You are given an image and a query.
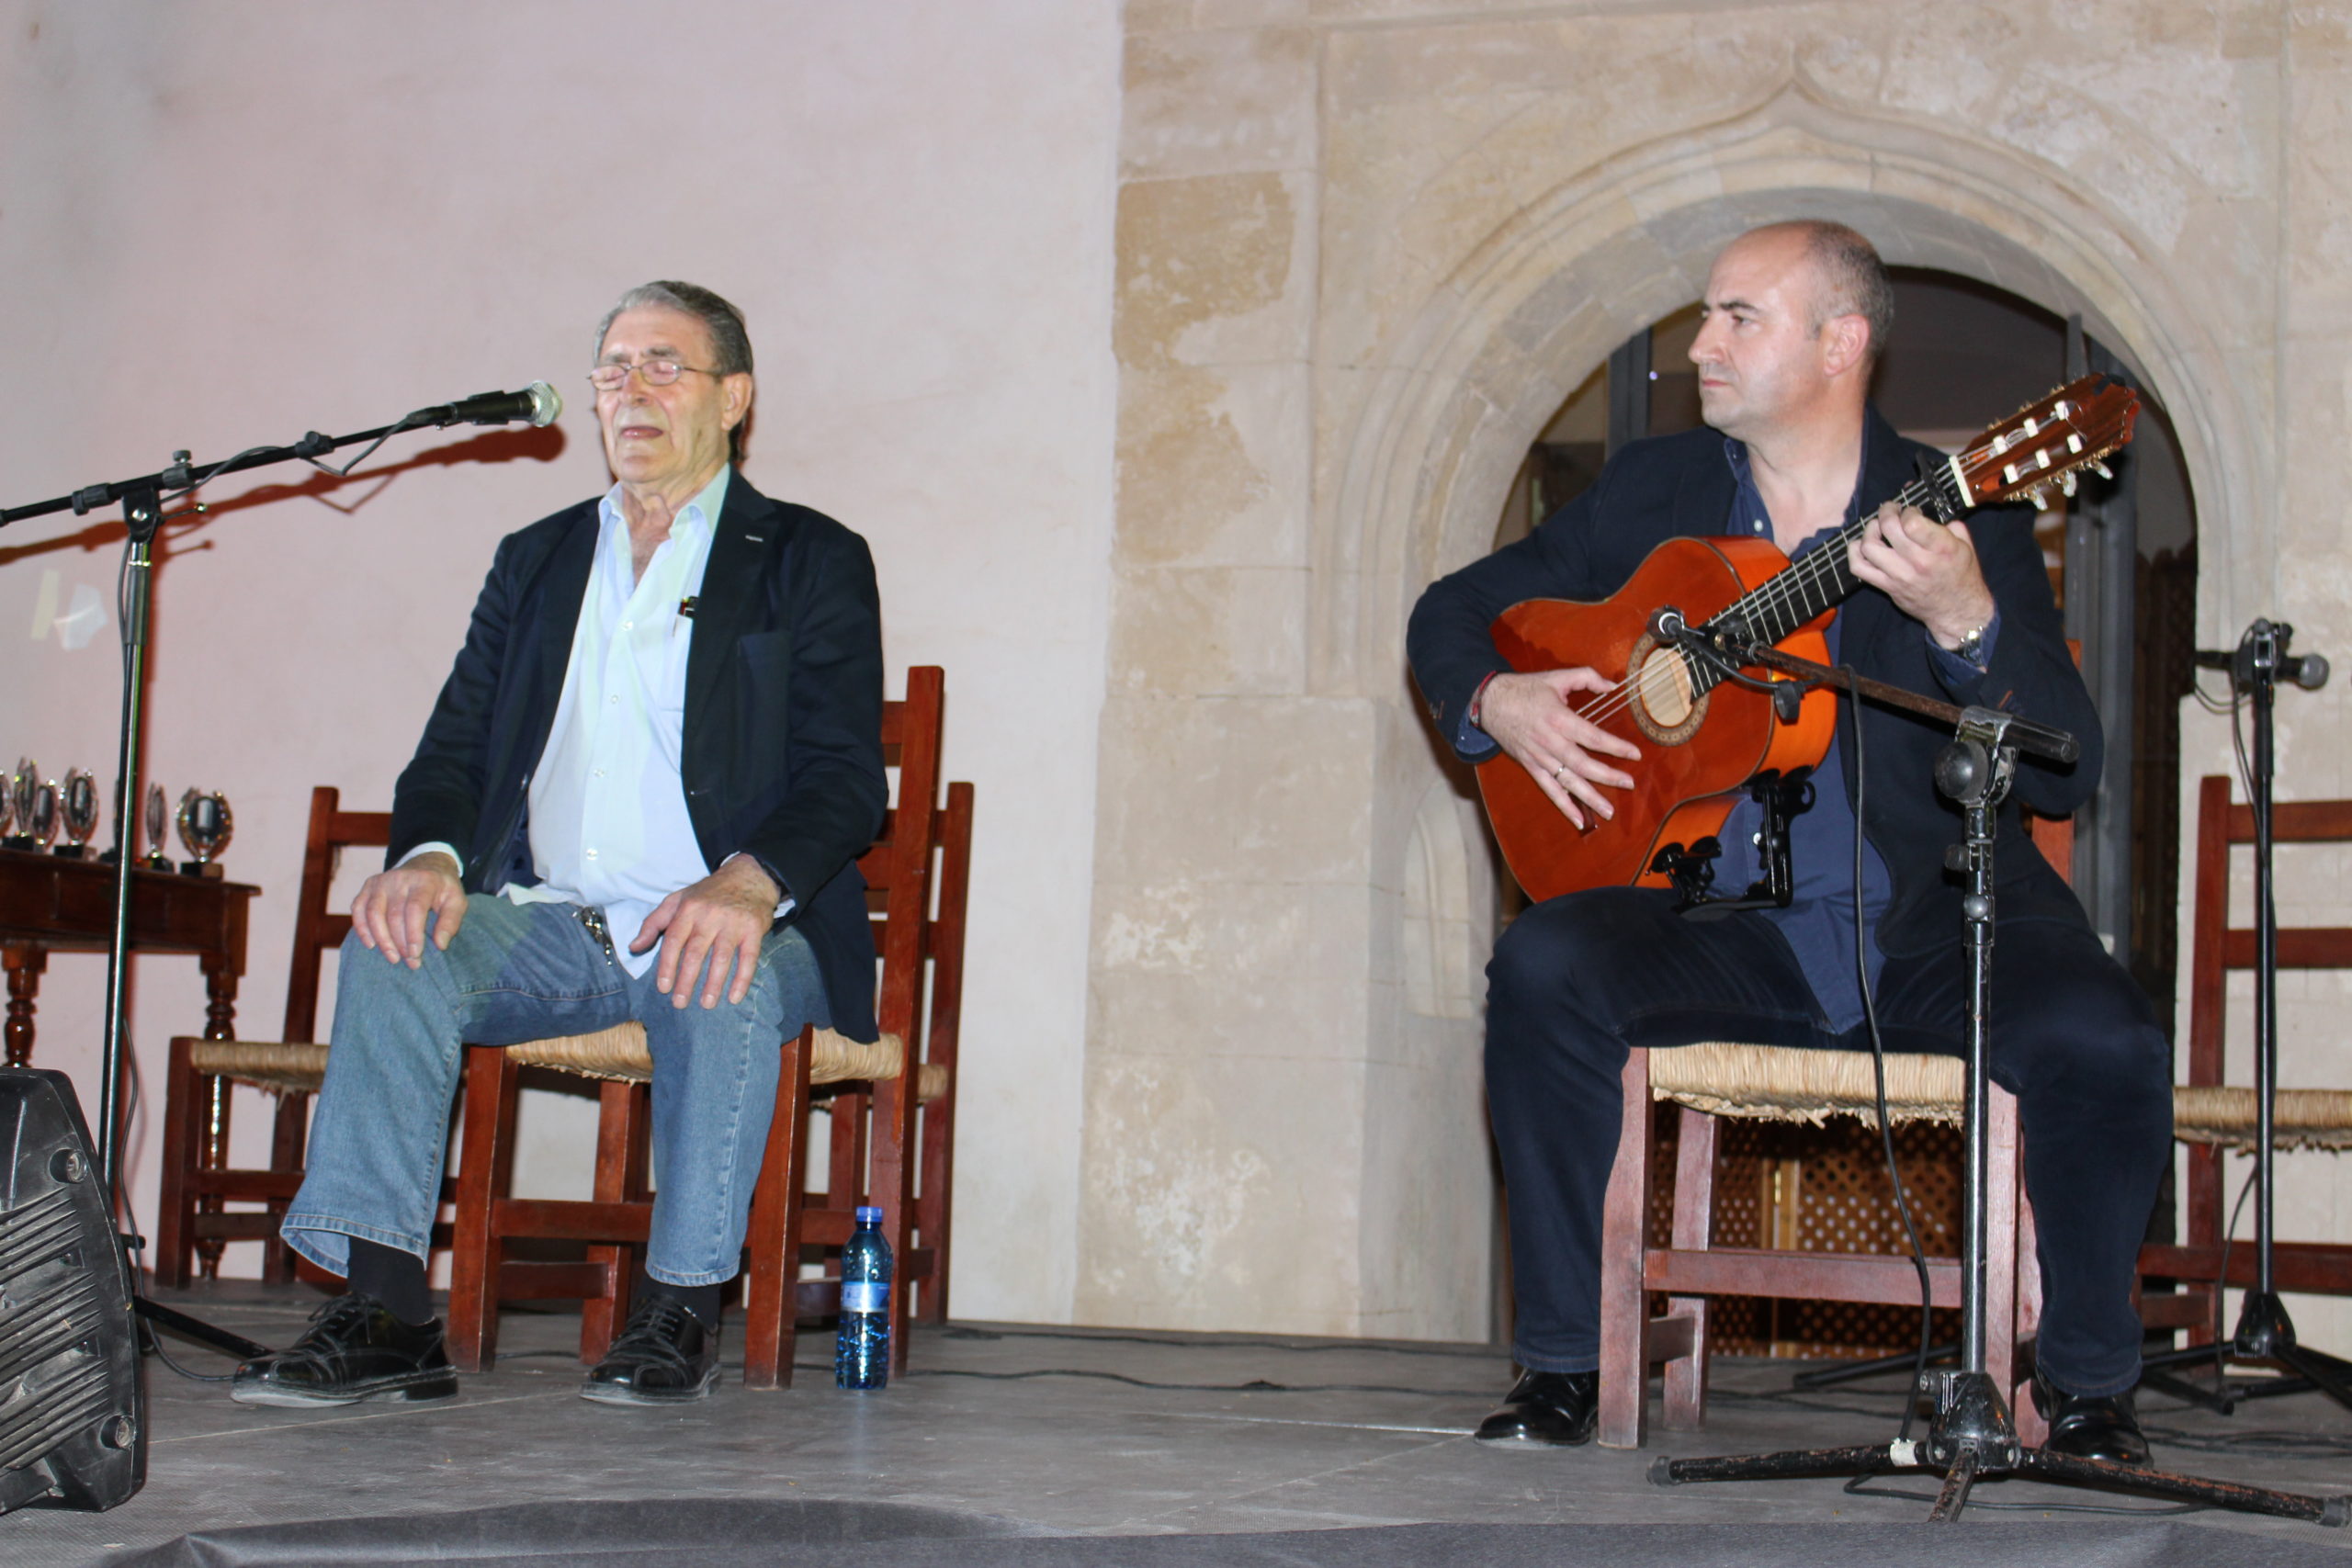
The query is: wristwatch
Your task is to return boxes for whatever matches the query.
[1952,622,1990,667]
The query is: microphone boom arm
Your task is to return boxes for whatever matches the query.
[0,382,561,529]
[1724,637,2079,767]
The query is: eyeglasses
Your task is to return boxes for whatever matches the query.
[587,359,721,391]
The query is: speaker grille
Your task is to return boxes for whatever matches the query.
[0,1073,144,1514]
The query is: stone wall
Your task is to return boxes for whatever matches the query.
[1090,0,2351,1341]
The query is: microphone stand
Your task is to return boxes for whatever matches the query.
[2139,619,2352,1414]
[1647,637,2346,1528]
[2,403,537,1362]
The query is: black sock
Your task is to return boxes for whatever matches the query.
[641,1275,723,1327]
[346,1237,435,1326]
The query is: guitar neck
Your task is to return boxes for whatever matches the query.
[1713,470,1945,650]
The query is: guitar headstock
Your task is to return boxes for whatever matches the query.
[1951,375,2141,512]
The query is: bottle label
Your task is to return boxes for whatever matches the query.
[842,1281,888,1314]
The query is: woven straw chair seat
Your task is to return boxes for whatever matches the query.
[190,1027,945,1102]
[2170,1085,2352,1151]
[1648,1043,1963,1128]
[187,1040,332,1095]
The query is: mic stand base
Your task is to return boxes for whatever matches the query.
[1651,1421,2350,1529]
[2139,1292,2352,1416]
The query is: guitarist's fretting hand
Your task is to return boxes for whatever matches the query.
[1849,502,1998,653]
[1478,669,1644,830]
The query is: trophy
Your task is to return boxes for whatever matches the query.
[56,769,99,859]
[23,778,58,852]
[142,783,172,870]
[2,760,33,851]
[0,768,13,849]
[175,787,232,876]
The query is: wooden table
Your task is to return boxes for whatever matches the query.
[0,848,257,1066]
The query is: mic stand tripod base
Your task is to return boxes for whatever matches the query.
[2141,1292,2352,1414]
[1651,1414,2350,1529]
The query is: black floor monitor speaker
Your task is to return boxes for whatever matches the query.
[0,1068,144,1516]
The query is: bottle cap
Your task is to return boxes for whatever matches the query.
[855,1205,883,1224]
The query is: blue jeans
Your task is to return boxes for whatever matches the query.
[283,895,829,1287]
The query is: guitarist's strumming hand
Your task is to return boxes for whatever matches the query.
[1478,669,1644,831]
[1849,502,1997,653]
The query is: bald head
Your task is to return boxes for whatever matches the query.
[1736,220,1894,369]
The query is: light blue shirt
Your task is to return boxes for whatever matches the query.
[409,466,787,976]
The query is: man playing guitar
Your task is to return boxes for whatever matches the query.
[1407,221,2171,1461]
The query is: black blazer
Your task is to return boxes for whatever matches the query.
[387,473,888,1041]
[1407,407,2102,959]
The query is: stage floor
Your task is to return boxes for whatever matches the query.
[10,1281,2352,1564]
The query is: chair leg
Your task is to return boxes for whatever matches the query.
[195,1075,234,1280]
[1598,1049,1657,1450]
[914,1089,956,1324]
[581,1081,648,1365]
[264,1090,310,1286]
[447,1047,521,1373]
[153,1040,204,1292]
[2012,1187,2048,1449]
[867,1071,919,1375]
[830,1090,867,1210]
[743,1027,815,1390]
[1985,1086,2020,1415]
[1661,1106,1716,1432]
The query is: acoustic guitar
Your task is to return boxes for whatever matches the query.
[1478,376,2141,904]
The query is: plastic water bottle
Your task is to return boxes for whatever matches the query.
[834,1204,893,1390]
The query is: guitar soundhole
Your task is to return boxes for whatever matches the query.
[1627,632,1707,746]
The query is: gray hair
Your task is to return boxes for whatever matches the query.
[594,280,755,460]
[1752,220,1895,368]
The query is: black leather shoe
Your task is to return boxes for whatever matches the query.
[2032,1371,2152,1466]
[1475,1370,1600,1446]
[230,1292,458,1407]
[581,1296,721,1405]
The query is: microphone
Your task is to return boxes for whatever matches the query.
[415,381,563,429]
[2196,620,2331,690]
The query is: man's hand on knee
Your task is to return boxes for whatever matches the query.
[631,855,781,1010]
[351,852,467,968]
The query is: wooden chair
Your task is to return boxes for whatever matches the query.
[1594,812,2072,1449]
[156,786,390,1288]
[444,666,971,1387]
[2137,775,2352,1323]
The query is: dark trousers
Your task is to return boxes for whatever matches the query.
[1486,886,2173,1397]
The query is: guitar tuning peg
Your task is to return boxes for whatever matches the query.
[2091,460,2113,480]
[2059,471,2078,498]
[2029,487,2050,512]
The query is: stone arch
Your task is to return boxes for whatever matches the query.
[1321,78,2256,702]
[1330,79,2256,1032]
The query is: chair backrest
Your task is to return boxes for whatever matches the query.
[282,786,391,1044]
[2186,773,2352,1089]
[922,779,975,1090]
[862,667,946,1053]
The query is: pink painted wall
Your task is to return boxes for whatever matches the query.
[0,0,1118,1322]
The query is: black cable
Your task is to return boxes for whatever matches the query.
[938,1325,1494,1359]
[1838,663,1937,1443]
